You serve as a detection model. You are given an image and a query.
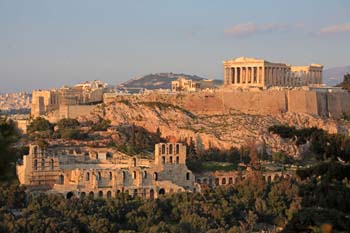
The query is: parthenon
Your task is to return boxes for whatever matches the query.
[223,57,323,88]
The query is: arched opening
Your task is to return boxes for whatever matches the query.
[186,172,190,181]
[50,159,54,170]
[89,191,94,199]
[274,175,280,181]
[106,152,112,159]
[161,144,165,154]
[95,153,99,160]
[176,156,179,164]
[133,171,137,179]
[86,172,90,181]
[169,144,173,154]
[107,191,112,199]
[176,144,179,154]
[154,172,158,181]
[215,178,219,186]
[133,189,138,197]
[267,176,272,183]
[122,171,126,181]
[162,156,165,164]
[169,188,174,193]
[58,175,64,184]
[33,159,38,170]
[66,192,74,199]
[80,192,86,198]
[169,156,173,163]
[143,171,147,179]
[109,172,112,180]
[98,191,103,198]
[150,189,154,200]
[229,177,233,184]
[209,178,213,185]
[33,146,38,157]
[41,159,45,170]
[158,188,165,195]
[97,172,102,181]
[222,178,226,185]
[133,158,136,167]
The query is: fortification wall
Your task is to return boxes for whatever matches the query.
[106,89,350,119]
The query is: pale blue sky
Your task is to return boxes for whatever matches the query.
[1,0,350,92]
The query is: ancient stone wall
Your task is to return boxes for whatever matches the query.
[106,89,350,119]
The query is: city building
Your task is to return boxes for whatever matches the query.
[223,57,323,88]
[17,143,200,199]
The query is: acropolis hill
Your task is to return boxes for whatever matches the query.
[27,57,350,155]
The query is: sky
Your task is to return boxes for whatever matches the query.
[1,0,350,92]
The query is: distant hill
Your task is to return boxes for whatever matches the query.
[323,66,350,86]
[119,73,223,90]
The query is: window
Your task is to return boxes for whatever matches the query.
[50,159,54,170]
[176,156,179,164]
[109,172,112,180]
[143,171,147,179]
[222,178,226,185]
[169,144,173,154]
[169,156,173,163]
[97,172,102,181]
[186,172,190,181]
[133,171,137,179]
[41,159,45,170]
[154,172,158,181]
[162,156,165,164]
[33,159,38,170]
[59,175,64,184]
[176,144,179,154]
[161,144,165,154]
[133,158,136,167]
[86,172,90,181]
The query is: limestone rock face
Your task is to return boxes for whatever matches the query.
[84,100,350,157]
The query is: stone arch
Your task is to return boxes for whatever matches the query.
[133,171,137,179]
[162,156,165,164]
[159,188,165,195]
[228,177,233,184]
[107,191,112,199]
[66,192,74,199]
[133,158,136,167]
[97,171,102,181]
[169,144,173,154]
[154,172,158,181]
[274,174,280,181]
[150,189,155,199]
[58,175,64,184]
[176,144,179,154]
[98,191,103,198]
[161,144,165,154]
[143,171,147,179]
[41,159,45,170]
[86,172,90,181]
[80,192,86,198]
[109,172,112,180]
[169,156,173,163]
[50,159,54,170]
[133,189,138,197]
[169,188,174,193]
[176,156,179,164]
[89,191,94,199]
[221,177,226,185]
[33,159,38,170]
[215,178,219,186]
[33,146,38,157]
[197,178,201,184]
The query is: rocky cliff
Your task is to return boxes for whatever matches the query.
[80,98,350,157]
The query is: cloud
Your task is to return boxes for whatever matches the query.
[319,23,350,34]
[224,22,288,37]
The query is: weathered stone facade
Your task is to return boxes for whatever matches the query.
[17,143,200,199]
[31,80,108,118]
[223,57,323,88]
